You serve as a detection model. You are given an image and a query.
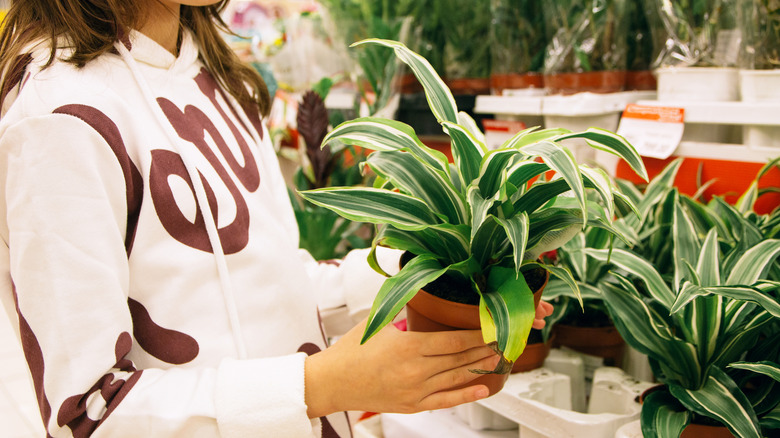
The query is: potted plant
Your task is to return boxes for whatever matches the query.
[489,0,547,96]
[739,0,780,148]
[542,0,630,95]
[318,0,418,117]
[300,39,648,394]
[588,186,780,437]
[439,0,493,95]
[650,0,742,102]
[625,0,658,90]
[543,160,685,369]
[544,228,627,366]
[289,88,374,260]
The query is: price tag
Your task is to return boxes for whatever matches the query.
[617,104,685,160]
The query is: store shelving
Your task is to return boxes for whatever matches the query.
[474,92,780,164]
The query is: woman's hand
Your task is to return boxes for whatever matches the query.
[305,300,553,418]
[304,321,499,418]
[532,300,554,329]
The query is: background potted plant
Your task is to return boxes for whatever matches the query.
[300,39,648,395]
[625,0,658,90]
[543,160,685,372]
[318,0,418,118]
[289,88,375,260]
[542,0,630,95]
[588,184,780,438]
[739,0,780,148]
[544,226,628,367]
[488,0,547,96]
[438,0,493,96]
[650,0,742,103]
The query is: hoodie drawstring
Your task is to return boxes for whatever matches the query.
[115,41,249,360]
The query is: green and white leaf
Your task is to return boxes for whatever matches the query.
[640,388,690,438]
[556,127,648,181]
[353,39,458,124]
[442,121,485,188]
[674,285,780,319]
[695,228,721,287]
[495,212,529,273]
[481,266,536,362]
[673,195,703,288]
[728,361,780,383]
[587,248,677,309]
[669,366,762,438]
[502,126,571,149]
[513,179,572,215]
[362,254,448,343]
[506,161,550,192]
[468,185,496,240]
[457,111,486,144]
[477,149,518,199]
[519,141,587,220]
[601,279,699,384]
[579,165,616,220]
[367,151,467,224]
[299,187,441,230]
[375,223,470,266]
[323,117,448,171]
[725,239,780,285]
[529,261,582,306]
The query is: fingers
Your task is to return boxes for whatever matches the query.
[536,300,554,319]
[417,384,490,412]
[424,351,501,392]
[425,344,498,374]
[418,352,499,411]
[532,300,554,329]
[414,329,487,356]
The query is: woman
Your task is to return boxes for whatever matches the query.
[0,1,553,437]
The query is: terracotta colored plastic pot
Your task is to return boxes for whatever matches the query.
[444,77,491,95]
[405,272,548,396]
[681,423,735,438]
[510,333,554,373]
[544,71,626,95]
[489,73,544,95]
[625,70,657,91]
[553,324,625,367]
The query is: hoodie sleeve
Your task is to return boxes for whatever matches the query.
[300,246,402,335]
[0,114,319,437]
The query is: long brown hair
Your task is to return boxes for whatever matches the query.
[0,0,270,115]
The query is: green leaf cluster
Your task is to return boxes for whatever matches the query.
[585,160,780,437]
[740,0,780,69]
[490,0,547,75]
[649,0,740,68]
[299,39,647,364]
[536,158,685,338]
[542,0,630,74]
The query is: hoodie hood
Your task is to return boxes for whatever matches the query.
[126,29,200,73]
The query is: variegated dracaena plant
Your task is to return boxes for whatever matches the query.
[540,158,687,335]
[587,186,780,438]
[299,39,648,365]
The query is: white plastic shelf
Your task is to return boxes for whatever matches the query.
[474,91,657,117]
[474,92,780,164]
[637,100,780,126]
[674,141,780,163]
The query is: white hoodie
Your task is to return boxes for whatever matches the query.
[0,29,397,437]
